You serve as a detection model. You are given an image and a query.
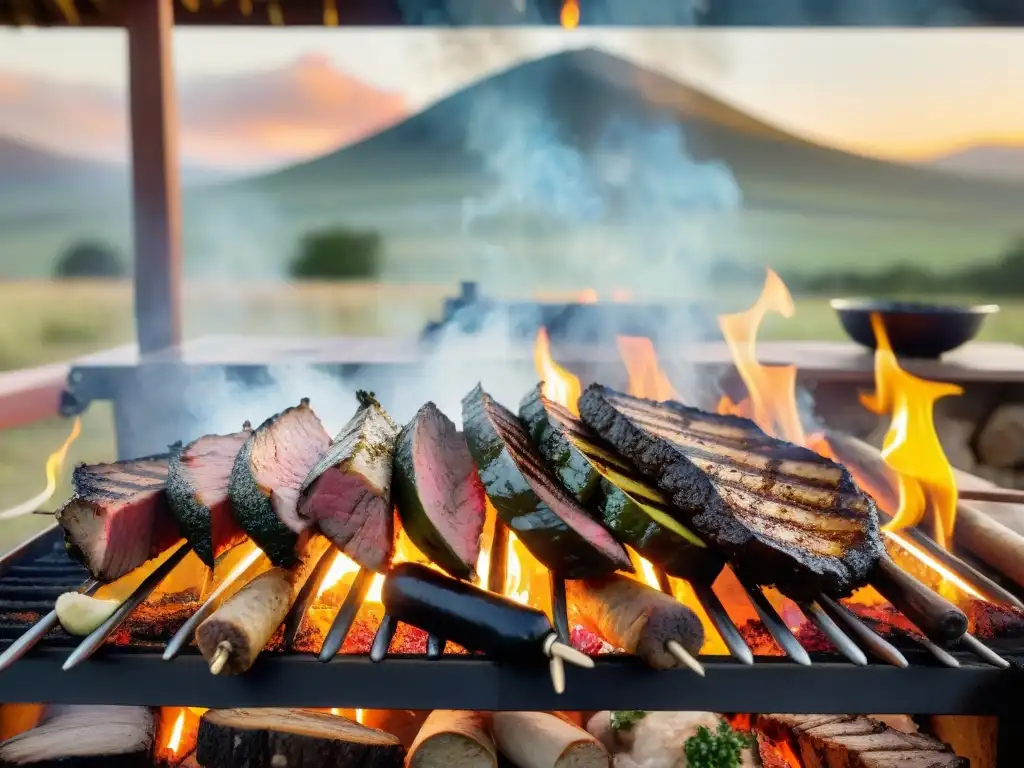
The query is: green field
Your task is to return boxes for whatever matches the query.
[0,279,1020,554]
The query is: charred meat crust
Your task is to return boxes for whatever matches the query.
[578,385,884,599]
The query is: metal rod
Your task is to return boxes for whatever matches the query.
[550,575,570,644]
[0,579,100,672]
[800,601,868,666]
[426,634,446,659]
[817,595,909,668]
[283,547,338,649]
[916,635,961,668]
[690,581,754,665]
[0,524,62,577]
[63,542,191,671]
[900,528,1024,610]
[487,520,508,595]
[369,614,398,663]
[735,575,811,666]
[318,567,373,662]
[959,633,1011,669]
[162,547,265,661]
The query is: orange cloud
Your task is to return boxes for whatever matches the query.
[0,54,408,169]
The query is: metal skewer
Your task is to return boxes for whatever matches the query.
[283,547,338,649]
[550,575,570,644]
[817,595,909,668]
[426,634,446,658]
[0,579,100,672]
[63,542,191,671]
[163,547,265,660]
[318,567,374,662]
[916,635,961,668]
[369,613,398,663]
[690,581,755,665]
[734,575,811,666]
[960,633,1011,669]
[800,601,868,666]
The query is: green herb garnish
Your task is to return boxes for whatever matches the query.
[610,710,648,731]
[683,720,755,768]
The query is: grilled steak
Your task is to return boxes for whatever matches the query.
[298,391,399,573]
[56,453,182,581]
[462,384,632,579]
[579,385,884,599]
[393,402,487,580]
[230,399,331,567]
[167,423,252,567]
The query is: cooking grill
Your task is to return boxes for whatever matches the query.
[0,524,1020,716]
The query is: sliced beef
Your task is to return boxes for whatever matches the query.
[56,453,182,581]
[166,423,252,567]
[393,402,487,580]
[229,399,331,567]
[298,391,399,573]
[579,384,883,599]
[756,714,968,768]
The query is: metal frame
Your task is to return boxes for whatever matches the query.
[0,648,1019,713]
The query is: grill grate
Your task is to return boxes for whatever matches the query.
[0,526,1021,713]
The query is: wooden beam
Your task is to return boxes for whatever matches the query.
[127,0,183,355]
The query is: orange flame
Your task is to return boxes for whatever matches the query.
[560,0,580,28]
[504,532,530,604]
[534,327,582,415]
[717,269,806,445]
[156,707,202,763]
[860,313,963,548]
[617,336,679,402]
[0,417,82,519]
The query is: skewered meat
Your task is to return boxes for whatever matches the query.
[463,384,632,579]
[56,453,182,581]
[166,423,252,567]
[230,400,330,567]
[299,391,399,573]
[393,402,487,580]
[579,385,884,599]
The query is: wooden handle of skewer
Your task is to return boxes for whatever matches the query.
[870,558,968,645]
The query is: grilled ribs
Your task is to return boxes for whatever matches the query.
[578,384,884,599]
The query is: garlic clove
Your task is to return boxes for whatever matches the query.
[55,592,121,636]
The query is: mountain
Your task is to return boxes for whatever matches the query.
[927,145,1024,182]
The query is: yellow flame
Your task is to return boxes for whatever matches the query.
[861,313,962,547]
[533,328,582,414]
[504,533,530,605]
[717,269,806,445]
[616,336,679,402]
[0,417,82,519]
[355,709,365,724]
[560,0,580,28]
[167,709,186,756]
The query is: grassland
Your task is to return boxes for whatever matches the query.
[0,279,1020,553]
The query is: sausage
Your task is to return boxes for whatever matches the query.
[491,712,610,768]
[564,574,703,669]
[407,711,497,768]
[382,563,554,660]
[196,537,331,674]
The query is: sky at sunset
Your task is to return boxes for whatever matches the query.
[0,27,1021,167]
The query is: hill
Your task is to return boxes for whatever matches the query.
[927,144,1024,182]
[3,47,1024,288]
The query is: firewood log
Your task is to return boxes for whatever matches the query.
[407,711,496,768]
[490,712,610,768]
[0,706,154,768]
[756,713,968,768]
[195,708,405,768]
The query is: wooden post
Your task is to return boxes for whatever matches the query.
[126,0,183,355]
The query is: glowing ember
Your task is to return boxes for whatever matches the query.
[560,0,580,29]
[0,417,81,519]
[716,269,806,445]
[534,328,582,414]
[860,313,962,548]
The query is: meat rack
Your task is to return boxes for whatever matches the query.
[0,525,1020,717]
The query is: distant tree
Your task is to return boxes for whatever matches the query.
[53,240,126,279]
[288,228,383,281]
